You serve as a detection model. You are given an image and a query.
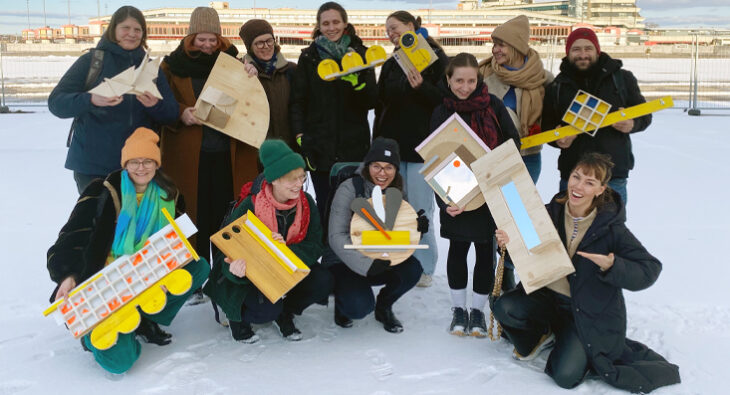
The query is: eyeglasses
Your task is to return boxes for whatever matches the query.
[370,163,396,174]
[253,38,275,49]
[281,173,308,185]
[126,159,156,170]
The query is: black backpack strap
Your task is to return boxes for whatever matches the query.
[612,70,627,105]
[352,174,365,198]
[67,49,105,147]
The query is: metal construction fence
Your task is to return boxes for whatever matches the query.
[1,36,729,113]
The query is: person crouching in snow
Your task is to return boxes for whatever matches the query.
[327,137,425,333]
[204,140,333,343]
[47,127,210,375]
[493,153,680,392]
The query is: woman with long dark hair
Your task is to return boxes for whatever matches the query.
[430,53,520,338]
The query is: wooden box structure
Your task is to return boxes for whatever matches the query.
[392,31,437,74]
[345,193,427,265]
[210,211,310,303]
[415,113,491,211]
[43,211,199,349]
[471,139,574,295]
[562,90,611,136]
[194,52,269,148]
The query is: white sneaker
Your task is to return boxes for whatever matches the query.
[416,274,433,288]
[513,331,555,361]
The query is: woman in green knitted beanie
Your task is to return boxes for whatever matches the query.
[204,139,333,344]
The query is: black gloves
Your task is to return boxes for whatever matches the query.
[416,209,429,234]
[367,259,391,277]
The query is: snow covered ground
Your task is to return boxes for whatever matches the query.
[1,107,728,394]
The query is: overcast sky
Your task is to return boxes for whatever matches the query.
[3,0,730,34]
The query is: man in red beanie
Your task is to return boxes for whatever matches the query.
[541,27,651,205]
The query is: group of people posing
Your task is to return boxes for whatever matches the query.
[46,2,680,392]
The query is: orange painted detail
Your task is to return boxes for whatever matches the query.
[144,277,149,282]
[157,257,162,264]
[161,252,172,260]
[73,331,80,337]
[121,294,133,303]
[185,253,191,259]
[61,304,71,314]
[144,240,150,246]
[166,259,179,270]
[87,286,93,292]
[108,298,121,311]
[132,253,143,266]
[453,127,458,132]
[82,308,89,314]
[126,277,133,284]
[101,311,109,318]
[66,315,76,325]
[142,248,149,255]
[173,242,183,250]
[165,231,178,240]
[453,160,461,167]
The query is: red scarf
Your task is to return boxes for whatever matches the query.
[444,84,501,149]
[253,180,309,245]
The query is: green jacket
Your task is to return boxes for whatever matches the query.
[203,192,323,321]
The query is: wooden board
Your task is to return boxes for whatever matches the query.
[210,212,309,303]
[471,139,574,295]
[349,197,421,265]
[415,114,491,211]
[194,52,269,148]
[520,96,674,150]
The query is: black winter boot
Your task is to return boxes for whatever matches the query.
[136,317,172,346]
[374,305,403,333]
[229,320,259,344]
[275,311,303,341]
[334,307,353,328]
[449,307,469,336]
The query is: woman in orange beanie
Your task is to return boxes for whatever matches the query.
[47,127,210,375]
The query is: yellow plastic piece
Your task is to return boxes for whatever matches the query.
[563,113,575,124]
[243,210,309,274]
[317,59,341,81]
[365,45,387,66]
[362,230,411,245]
[89,269,193,350]
[597,103,610,113]
[341,52,365,73]
[576,93,587,103]
[521,96,674,150]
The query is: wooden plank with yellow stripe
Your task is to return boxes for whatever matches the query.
[521,96,673,150]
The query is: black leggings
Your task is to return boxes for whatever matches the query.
[197,151,233,263]
[493,287,590,389]
[446,240,495,294]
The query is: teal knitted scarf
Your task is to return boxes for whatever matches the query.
[314,34,351,61]
[111,170,176,258]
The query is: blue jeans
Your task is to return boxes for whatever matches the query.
[521,152,542,184]
[559,177,627,206]
[401,162,438,275]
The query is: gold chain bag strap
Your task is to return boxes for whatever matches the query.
[488,245,506,341]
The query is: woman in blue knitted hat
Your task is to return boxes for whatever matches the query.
[204,140,333,344]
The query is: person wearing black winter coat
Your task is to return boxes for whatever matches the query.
[542,28,651,205]
[493,153,680,393]
[289,3,378,222]
[430,53,520,338]
[374,11,450,286]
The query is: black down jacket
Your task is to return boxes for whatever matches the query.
[546,190,680,393]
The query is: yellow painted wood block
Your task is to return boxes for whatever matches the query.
[361,230,410,245]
